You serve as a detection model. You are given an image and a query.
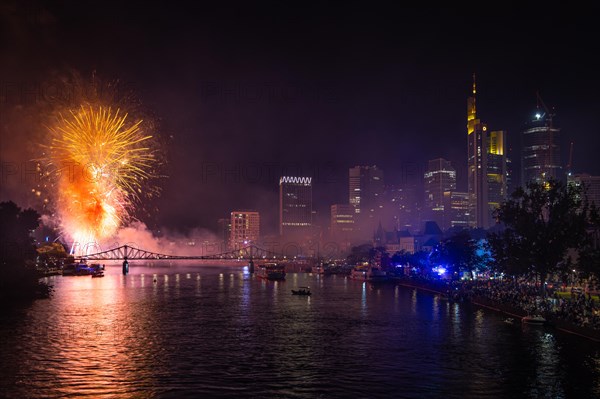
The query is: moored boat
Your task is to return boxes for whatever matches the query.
[91,270,105,278]
[350,265,390,283]
[291,286,311,295]
[62,260,94,276]
[522,314,546,325]
[256,263,286,280]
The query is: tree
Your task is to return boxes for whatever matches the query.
[37,242,72,270]
[431,230,488,279]
[391,250,412,266]
[0,201,51,300]
[369,246,390,269]
[487,179,589,294]
[576,202,600,281]
[346,244,373,265]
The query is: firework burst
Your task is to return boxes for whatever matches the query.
[44,105,156,254]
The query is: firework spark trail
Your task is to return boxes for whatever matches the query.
[44,106,155,254]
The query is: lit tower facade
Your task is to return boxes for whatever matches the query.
[486,130,507,216]
[279,176,313,236]
[521,100,562,185]
[349,165,384,234]
[230,211,260,250]
[424,158,456,230]
[466,75,507,229]
[330,204,355,237]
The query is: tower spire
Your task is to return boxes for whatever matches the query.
[467,73,477,132]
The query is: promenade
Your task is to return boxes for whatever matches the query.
[395,276,600,342]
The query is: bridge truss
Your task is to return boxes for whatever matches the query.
[80,244,286,261]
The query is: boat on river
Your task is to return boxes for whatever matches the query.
[522,314,546,325]
[256,263,286,281]
[350,266,390,283]
[291,286,311,296]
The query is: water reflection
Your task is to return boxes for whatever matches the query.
[1,265,600,398]
[35,271,160,397]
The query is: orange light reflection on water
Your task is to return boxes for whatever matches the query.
[47,273,161,397]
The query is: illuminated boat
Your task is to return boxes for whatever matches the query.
[350,266,390,282]
[62,260,94,276]
[256,263,286,280]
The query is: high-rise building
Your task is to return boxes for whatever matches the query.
[568,174,600,208]
[466,75,507,229]
[330,204,355,237]
[443,191,470,229]
[487,130,508,214]
[521,100,562,186]
[217,217,231,249]
[384,183,422,233]
[279,176,312,237]
[424,158,456,230]
[230,211,260,249]
[349,165,384,234]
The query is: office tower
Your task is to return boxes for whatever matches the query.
[568,174,600,208]
[230,211,260,249]
[330,204,355,237]
[349,165,384,234]
[424,158,456,231]
[521,98,562,185]
[279,176,312,237]
[487,130,508,215]
[384,184,421,233]
[466,75,507,229]
[443,191,470,229]
[506,150,514,196]
[217,217,231,249]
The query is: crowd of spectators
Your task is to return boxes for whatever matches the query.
[450,279,600,330]
[403,275,600,330]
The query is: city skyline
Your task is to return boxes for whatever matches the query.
[3,3,600,396]
[1,2,599,237]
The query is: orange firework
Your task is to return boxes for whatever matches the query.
[44,105,155,253]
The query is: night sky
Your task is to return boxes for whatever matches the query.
[2,1,600,235]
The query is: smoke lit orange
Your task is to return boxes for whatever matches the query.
[45,106,155,254]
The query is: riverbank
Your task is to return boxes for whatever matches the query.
[395,277,600,343]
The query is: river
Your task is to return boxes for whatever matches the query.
[1,263,599,398]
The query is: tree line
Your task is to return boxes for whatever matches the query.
[347,179,600,295]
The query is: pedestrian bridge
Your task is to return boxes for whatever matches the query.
[80,244,287,261]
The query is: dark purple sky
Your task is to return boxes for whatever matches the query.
[2,1,600,235]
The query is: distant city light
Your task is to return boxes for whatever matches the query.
[535,113,541,119]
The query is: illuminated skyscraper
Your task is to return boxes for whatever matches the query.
[349,165,384,235]
[330,204,355,237]
[279,176,312,236]
[443,191,470,229]
[466,75,507,229]
[424,158,456,230]
[487,130,508,214]
[521,99,562,185]
[384,184,421,232]
[230,211,260,250]
[217,217,231,249]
